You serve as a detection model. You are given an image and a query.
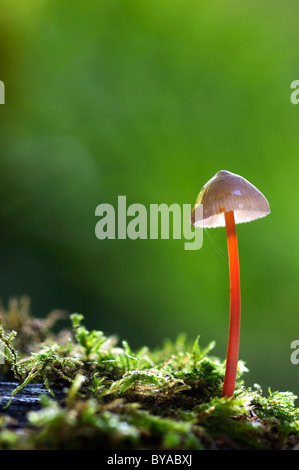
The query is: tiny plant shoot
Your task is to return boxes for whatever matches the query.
[191,170,270,398]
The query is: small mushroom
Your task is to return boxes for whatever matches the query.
[191,170,270,398]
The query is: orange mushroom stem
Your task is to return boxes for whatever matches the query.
[222,210,241,398]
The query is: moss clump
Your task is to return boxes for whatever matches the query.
[0,298,299,450]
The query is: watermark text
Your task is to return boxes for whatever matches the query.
[95,196,203,250]
[0,81,4,104]
[290,80,299,104]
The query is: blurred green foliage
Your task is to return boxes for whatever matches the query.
[0,0,299,395]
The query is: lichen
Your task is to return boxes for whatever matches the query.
[0,297,299,450]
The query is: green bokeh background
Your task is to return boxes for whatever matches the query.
[1,0,299,396]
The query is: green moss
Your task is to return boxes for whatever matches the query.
[0,298,299,450]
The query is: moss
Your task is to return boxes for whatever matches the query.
[0,298,299,450]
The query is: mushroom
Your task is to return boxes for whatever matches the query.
[190,170,270,398]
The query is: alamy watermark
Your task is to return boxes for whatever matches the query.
[95,196,203,250]
[0,341,4,365]
[290,80,299,104]
[290,340,299,364]
[0,81,5,104]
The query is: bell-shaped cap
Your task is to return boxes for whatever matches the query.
[191,170,270,228]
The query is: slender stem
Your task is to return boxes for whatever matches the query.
[221,210,241,398]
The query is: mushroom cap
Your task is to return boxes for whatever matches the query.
[191,170,270,228]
